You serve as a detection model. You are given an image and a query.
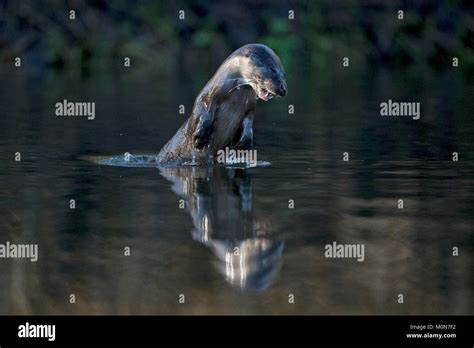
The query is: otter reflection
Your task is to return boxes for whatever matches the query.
[159,166,283,291]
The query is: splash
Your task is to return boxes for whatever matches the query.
[86,152,270,168]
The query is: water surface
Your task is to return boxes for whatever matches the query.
[0,63,473,314]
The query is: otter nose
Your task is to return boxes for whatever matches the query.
[278,82,287,96]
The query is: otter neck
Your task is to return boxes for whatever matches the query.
[216,57,252,90]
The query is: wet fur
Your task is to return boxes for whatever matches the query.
[156,44,286,164]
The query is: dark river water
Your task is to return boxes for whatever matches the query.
[0,62,473,314]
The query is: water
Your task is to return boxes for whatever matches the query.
[94,153,271,168]
[0,63,473,314]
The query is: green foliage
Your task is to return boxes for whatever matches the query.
[261,18,298,68]
[0,1,473,75]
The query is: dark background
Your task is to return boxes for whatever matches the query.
[1,0,474,75]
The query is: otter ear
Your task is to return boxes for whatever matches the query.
[243,50,253,59]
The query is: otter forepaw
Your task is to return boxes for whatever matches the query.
[235,135,253,150]
[235,117,253,150]
[193,112,213,149]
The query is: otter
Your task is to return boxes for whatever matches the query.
[159,165,284,291]
[156,43,287,165]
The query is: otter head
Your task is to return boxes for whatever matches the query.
[232,44,288,101]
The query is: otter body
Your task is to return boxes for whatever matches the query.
[156,44,287,164]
